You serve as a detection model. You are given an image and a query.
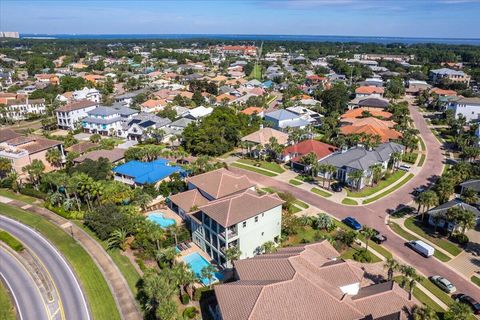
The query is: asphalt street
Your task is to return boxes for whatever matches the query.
[0,215,90,320]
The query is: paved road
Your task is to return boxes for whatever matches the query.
[230,100,480,301]
[0,215,91,320]
[0,247,49,320]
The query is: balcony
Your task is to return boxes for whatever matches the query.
[220,228,237,240]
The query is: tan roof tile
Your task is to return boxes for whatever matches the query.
[187,168,255,199]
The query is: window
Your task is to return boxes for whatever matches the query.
[242,221,247,228]
[255,216,259,223]
[261,232,264,236]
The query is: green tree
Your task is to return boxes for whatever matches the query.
[461,188,479,206]
[22,159,45,188]
[261,241,277,254]
[0,158,12,178]
[444,301,473,320]
[314,213,335,232]
[415,190,439,221]
[348,170,364,190]
[360,226,376,253]
[45,148,63,168]
[200,264,217,289]
[384,258,399,282]
[106,228,129,250]
[412,305,439,320]
[225,246,242,264]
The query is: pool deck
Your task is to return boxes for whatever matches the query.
[145,206,184,226]
[177,242,213,264]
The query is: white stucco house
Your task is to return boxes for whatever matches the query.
[448,97,480,122]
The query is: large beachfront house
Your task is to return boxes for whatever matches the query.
[56,99,99,130]
[81,106,138,135]
[168,169,283,267]
[318,142,404,189]
[448,97,480,122]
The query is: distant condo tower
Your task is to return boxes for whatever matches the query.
[0,32,20,38]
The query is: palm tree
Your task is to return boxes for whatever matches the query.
[348,170,364,191]
[225,245,241,265]
[411,305,439,320]
[325,164,337,189]
[400,265,418,298]
[261,241,277,254]
[444,301,473,320]
[457,209,476,235]
[46,148,63,168]
[315,213,335,231]
[384,258,399,282]
[155,247,179,267]
[139,271,177,318]
[300,152,318,178]
[461,188,479,206]
[22,159,45,189]
[360,227,377,253]
[170,262,196,298]
[200,264,217,289]
[369,164,383,186]
[106,228,129,250]
[415,190,439,221]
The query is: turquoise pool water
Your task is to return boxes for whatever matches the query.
[147,212,176,228]
[182,252,223,286]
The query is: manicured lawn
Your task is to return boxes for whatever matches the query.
[74,222,141,295]
[289,179,303,186]
[237,159,285,173]
[311,187,332,198]
[342,198,358,205]
[261,187,277,194]
[0,189,37,204]
[388,221,450,262]
[403,152,418,164]
[0,203,121,320]
[348,171,407,198]
[0,281,15,320]
[293,199,309,209]
[394,276,444,313]
[285,226,328,245]
[340,245,381,263]
[362,173,414,204]
[0,231,24,252]
[404,217,462,256]
[231,163,277,177]
[418,154,426,166]
[472,275,480,287]
[295,174,314,182]
[249,65,262,80]
[422,277,455,307]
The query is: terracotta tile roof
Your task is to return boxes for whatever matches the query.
[65,141,99,154]
[355,86,385,94]
[431,87,457,96]
[5,135,61,154]
[342,117,396,129]
[73,148,125,163]
[282,139,337,162]
[199,189,283,227]
[341,108,392,120]
[340,117,401,142]
[241,107,263,116]
[215,241,415,320]
[0,129,21,143]
[241,127,289,145]
[168,189,209,213]
[56,99,98,112]
[187,168,255,199]
[141,99,165,108]
[216,93,237,103]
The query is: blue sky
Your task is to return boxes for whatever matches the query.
[1,0,480,38]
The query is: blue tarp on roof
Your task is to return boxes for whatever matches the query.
[113,159,183,184]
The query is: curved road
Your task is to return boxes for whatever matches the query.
[230,100,480,301]
[0,215,91,320]
[0,247,49,320]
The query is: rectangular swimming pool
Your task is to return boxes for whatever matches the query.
[182,252,223,286]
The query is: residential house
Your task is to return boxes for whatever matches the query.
[182,106,213,120]
[430,68,471,85]
[141,99,166,113]
[406,80,431,95]
[460,179,480,195]
[212,241,416,320]
[114,88,147,107]
[71,87,101,103]
[341,108,392,120]
[0,94,46,121]
[35,73,60,85]
[427,199,480,232]
[286,106,322,126]
[241,127,289,157]
[55,99,99,130]
[264,109,310,131]
[319,142,405,189]
[448,97,480,122]
[0,131,65,177]
[81,106,138,136]
[281,139,337,172]
[122,113,171,141]
[240,107,264,117]
[355,86,385,98]
[113,158,183,186]
[339,117,402,143]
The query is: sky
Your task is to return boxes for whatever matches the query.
[1,0,480,38]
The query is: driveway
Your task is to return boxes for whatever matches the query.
[229,99,480,300]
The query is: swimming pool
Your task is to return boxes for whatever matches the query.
[147,212,176,228]
[182,252,223,286]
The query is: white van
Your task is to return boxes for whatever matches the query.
[407,240,435,257]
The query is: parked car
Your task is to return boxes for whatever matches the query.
[430,275,456,293]
[342,217,362,231]
[406,240,435,257]
[331,183,343,192]
[413,187,425,195]
[372,230,387,244]
[399,164,411,171]
[453,294,480,314]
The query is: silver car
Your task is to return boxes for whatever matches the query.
[430,275,456,293]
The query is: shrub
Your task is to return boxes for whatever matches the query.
[182,306,198,319]
[450,233,469,245]
[181,293,190,305]
[193,287,211,301]
[20,186,47,199]
[353,250,373,263]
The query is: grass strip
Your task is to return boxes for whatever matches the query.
[231,163,277,177]
[471,276,480,287]
[388,222,450,262]
[0,189,37,204]
[0,280,15,320]
[348,171,406,198]
[0,203,121,320]
[418,154,426,166]
[74,222,141,295]
[261,187,277,194]
[362,173,414,204]
[289,179,303,186]
[340,245,381,263]
[419,137,427,152]
[311,187,332,198]
[404,217,461,256]
[342,198,358,205]
[293,199,309,209]
[237,159,285,173]
[0,230,24,252]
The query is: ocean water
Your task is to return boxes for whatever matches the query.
[20,33,480,46]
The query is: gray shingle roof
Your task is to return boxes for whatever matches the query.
[428,199,480,217]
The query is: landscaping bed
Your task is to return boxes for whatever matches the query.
[347,171,407,198]
[289,179,303,186]
[311,187,332,198]
[342,198,358,205]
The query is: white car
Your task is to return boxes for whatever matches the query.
[430,275,456,293]
[399,164,411,171]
